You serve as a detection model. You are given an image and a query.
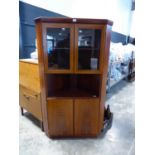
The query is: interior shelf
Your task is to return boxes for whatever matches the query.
[46,74,100,98]
[51,48,70,50]
[78,48,99,50]
[47,89,98,98]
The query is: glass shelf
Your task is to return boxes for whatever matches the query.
[46,27,70,70]
[43,24,103,73]
[49,48,70,50]
[77,28,101,71]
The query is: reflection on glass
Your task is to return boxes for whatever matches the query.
[78,29,101,70]
[46,28,70,69]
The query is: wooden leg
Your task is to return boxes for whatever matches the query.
[40,121,44,132]
[21,107,24,116]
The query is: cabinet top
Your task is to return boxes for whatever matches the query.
[35,17,113,26]
[19,59,38,64]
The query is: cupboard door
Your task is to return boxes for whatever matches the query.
[75,24,104,74]
[42,23,74,73]
[74,98,99,136]
[47,99,73,137]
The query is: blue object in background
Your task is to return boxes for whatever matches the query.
[19,1,66,58]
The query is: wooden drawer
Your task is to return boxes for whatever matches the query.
[19,85,42,121]
[74,98,99,136]
[47,98,73,137]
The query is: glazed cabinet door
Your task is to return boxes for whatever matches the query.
[74,24,104,74]
[47,99,73,137]
[74,98,99,136]
[42,23,74,73]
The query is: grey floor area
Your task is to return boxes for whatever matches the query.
[19,80,135,155]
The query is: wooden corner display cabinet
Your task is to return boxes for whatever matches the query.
[35,17,113,138]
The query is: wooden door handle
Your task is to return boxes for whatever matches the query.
[23,93,38,100]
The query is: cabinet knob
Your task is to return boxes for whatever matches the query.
[23,93,38,100]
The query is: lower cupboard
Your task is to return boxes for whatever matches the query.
[47,98,99,137]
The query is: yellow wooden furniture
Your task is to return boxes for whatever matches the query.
[19,59,43,130]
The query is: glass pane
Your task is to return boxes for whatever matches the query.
[46,28,70,69]
[78,29,101,70]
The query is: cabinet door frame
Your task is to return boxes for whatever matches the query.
[74,98,100,136]
[42,23,74,74]
[74,24,105,74]
[47,98,74,137]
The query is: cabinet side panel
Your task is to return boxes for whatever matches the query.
[99,25,112,131]
[36,22,49,135]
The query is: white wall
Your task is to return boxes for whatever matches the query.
[20,0,132,35]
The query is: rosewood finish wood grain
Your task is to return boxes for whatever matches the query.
[47,99,73,137]
[36,22,49,134]
[35,18,113,138]
[74,98,99,136]
[35,17,113,26]
[99,25,112,131]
